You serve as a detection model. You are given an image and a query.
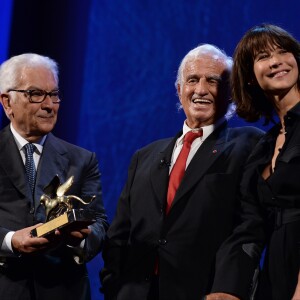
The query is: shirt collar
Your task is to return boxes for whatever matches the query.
[177,117,226,145]
[284,101,300,122]
[10,123,47,154]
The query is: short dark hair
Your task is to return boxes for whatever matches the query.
[232,23,300,123]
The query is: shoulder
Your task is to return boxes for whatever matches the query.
[227,126,265,139]
[135,137,174,154]
[127,137,174,166]
[0,125,12,139]
[228,126,264,135]
[223,126,265,151]
[141,137,173,149]
[46,133,94,157]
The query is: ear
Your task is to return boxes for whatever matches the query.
[177,84,182,103]
[0,93,13,117]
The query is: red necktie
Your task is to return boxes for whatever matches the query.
[166,130,203,214]
[155,130,203,275]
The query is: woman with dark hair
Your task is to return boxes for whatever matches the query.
[207,24,300,300]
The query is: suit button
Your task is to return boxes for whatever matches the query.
[29,207,35,214]
[158,239,167,245]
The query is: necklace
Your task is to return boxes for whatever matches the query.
[279,128,287,134]
[279,121,286,135]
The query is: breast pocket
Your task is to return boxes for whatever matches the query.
[202,173,235,203]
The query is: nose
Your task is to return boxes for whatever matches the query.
[194,78,209,95]
[41,95,55,110]
[269,53,282,69]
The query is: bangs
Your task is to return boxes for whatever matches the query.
[247,25,298,59]
[251,36,281,58]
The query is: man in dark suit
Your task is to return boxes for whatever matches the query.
[100,44,264,300]
[0,53,108,300]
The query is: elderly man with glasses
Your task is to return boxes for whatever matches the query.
[0,53,108,300]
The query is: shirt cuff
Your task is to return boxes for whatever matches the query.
[1,231,15,254]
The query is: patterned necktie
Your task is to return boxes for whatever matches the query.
[166,130,203,214]
[24,143,36,195]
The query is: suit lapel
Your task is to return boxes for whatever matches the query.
[34,133,69,207]
[0,126,31,200]
[170,122,228,211]
[0,127,70,207]
[150,133,181,206]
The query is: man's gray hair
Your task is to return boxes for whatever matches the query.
[0,53,59,94]
[175,44,235,119]
[175,44,233,89]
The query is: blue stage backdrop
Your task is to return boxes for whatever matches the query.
[2,0,300,299]
[0,0,13,124]
[79,1,300,298]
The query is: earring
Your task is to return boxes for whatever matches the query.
[247,79,255,86]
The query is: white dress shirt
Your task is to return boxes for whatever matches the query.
[1,124,46,255]
[169,117,226,173]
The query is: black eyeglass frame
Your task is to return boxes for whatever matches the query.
[7,89,61,103]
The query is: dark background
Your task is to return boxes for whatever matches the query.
[1,1,300,299]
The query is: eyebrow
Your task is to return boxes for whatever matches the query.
[207,74,222,80]
[185,74,198,80]
[25,86,59,91]
[185,74,222,81]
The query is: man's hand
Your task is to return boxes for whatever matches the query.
[206,293,240,300]
[55,226,91,247]
[11,224,52,254]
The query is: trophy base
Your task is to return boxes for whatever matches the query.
[31,209,96,238]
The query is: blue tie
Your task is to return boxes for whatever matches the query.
[24,143,36,194]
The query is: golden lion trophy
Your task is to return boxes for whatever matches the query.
[31,175,96,238]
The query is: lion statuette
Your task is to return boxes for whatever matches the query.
[40,175,95,221]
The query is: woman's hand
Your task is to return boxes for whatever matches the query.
[205,293,240,300]
[292,271,300,300]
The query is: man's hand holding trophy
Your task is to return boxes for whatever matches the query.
[31,175,96,238]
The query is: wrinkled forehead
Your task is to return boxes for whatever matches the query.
[19,65,57,85]
[185,54,228,72]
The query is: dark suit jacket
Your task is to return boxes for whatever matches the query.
[101,122,264,300]
[0,125,108,300]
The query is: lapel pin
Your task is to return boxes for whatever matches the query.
[212,149,217,154]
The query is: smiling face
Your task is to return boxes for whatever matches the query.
[253,45,300,100]
[1,66,59,142]
[177,54,230,128]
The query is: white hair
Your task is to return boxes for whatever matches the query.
[175,44,232,89]
[0,53,59,94]
[175,44,235,119]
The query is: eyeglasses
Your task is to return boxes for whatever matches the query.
[7,89,61,103]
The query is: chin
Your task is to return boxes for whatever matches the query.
[38,125,55,134]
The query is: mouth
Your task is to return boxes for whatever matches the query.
[37,115,55,120]
[192,98,213,104]
[268,70,289,78]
